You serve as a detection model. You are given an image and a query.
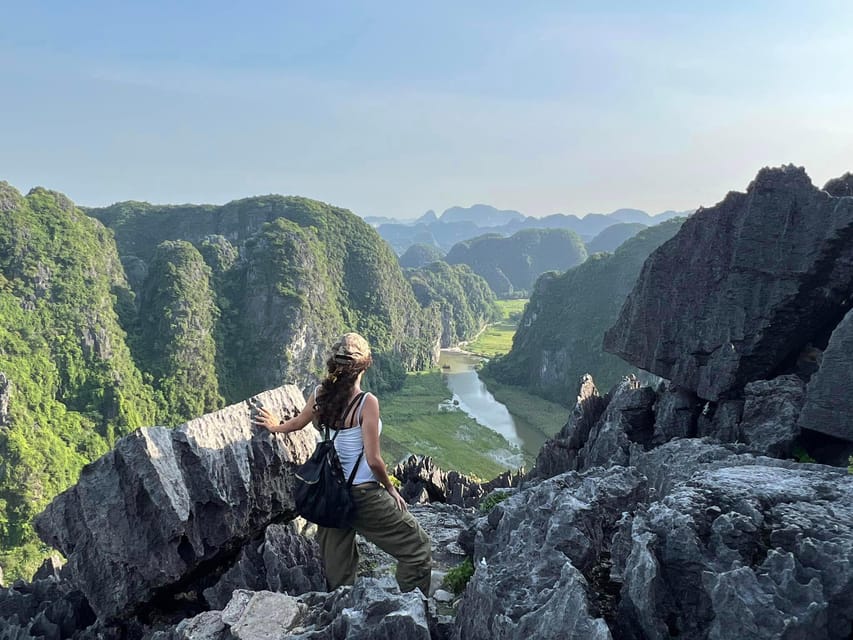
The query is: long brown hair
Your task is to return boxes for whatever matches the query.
[315,354,373,429]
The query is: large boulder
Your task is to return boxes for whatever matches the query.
[798,307,853,442]
[163,580,430,640]
[604,165,853,401]
[455,466,646,640]
[33,386,316,620]
[614,465,853,640]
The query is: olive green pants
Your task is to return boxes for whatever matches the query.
[316,483,432,595]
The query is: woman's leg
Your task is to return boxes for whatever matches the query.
[351,483,432,594]
[316,525,359,589]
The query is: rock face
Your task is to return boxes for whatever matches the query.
[532,376,655,478]
[0,372,10,427]
[202,523,325,610]
[33,386,316,620]
[615,465,853,640]
[798,307,853,442]
[738,375,805,456]
[605,165,853,401]
[455,466,646,640]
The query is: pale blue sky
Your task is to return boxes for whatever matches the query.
[1,1,851,218]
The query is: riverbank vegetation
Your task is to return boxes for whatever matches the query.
[379,370,517,480]
[465,299,527,356]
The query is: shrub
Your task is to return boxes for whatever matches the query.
[443,557,474,595]
[479,491,511,513]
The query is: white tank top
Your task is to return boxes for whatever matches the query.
[316,389,383,485]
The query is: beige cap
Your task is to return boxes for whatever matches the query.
[333,332,371,364]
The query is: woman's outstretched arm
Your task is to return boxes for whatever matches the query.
[254,391,316,434]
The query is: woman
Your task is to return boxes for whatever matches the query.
[253,332,432,595]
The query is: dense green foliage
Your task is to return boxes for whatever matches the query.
[406,261,500,347]
[398,243,444,269]
[479,490,511,513]
[90,195,439,395]
[445,228,587,296]
[0,184,158,579]
[138,241,223,425]
[488,219,684,404]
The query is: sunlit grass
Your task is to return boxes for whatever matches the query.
[379,370,518,479]
[466,298,528,357]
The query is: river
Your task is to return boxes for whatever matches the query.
[439,349,548,466]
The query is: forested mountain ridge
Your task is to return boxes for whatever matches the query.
[88,195,439,397]
[445,227,587,296]
[405,261,500,347]
[488,218,685,402]
[0,183,159,575]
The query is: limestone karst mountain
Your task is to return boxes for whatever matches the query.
[445,228,588,296]
[3,166,853,639]
[489,219,684,403]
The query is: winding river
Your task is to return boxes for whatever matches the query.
[439,349,548,465]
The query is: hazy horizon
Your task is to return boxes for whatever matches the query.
[2,2,851,219]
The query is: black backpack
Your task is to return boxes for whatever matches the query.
[293,392,367,528]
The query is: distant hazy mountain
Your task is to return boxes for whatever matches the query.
[375,205,691,255]
[586,222,648,254]
[439,204,526,227]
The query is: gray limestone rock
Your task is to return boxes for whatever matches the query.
[532,374,608,478]
[617,465,853,640]
[605,165,853,401]
[739,374,805,456]
[202,522,325,610]
[0,373,10,427]
[651,385,700,445]
[33,386,316,620]
[696,398,744,443]
[455,466,646,639]
[206,579,430,640]
[577,376,655,472]
[799,307,853,442]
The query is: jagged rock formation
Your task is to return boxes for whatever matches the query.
[201,522,325,610]
[614,464,853,639]
[605,165,853,402]
[457,466,646,640]
[157,580,431,640]
[32,387,315,620]
[392,456,521,508]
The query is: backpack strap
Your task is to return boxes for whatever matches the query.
[355,392,371,426]
[330,392,367,442]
